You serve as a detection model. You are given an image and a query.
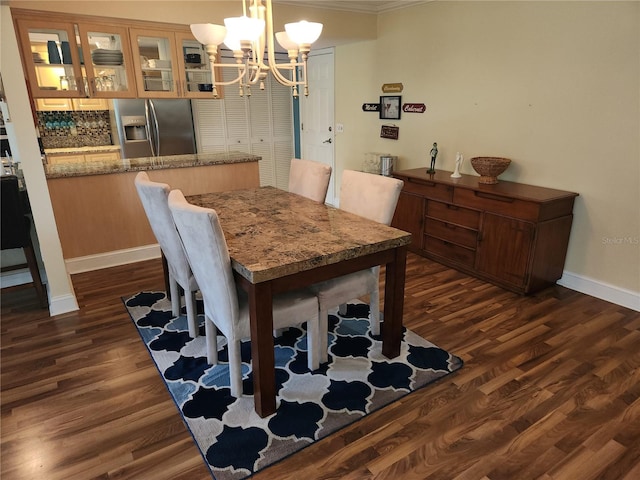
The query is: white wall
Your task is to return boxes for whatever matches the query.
[335,1,639,306]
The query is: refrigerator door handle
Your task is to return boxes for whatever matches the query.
[148,99,161,157]
[144,100,156,157]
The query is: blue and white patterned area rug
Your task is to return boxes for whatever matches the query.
[123,291,463,480]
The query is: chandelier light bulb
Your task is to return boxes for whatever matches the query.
[275,31,298,51]
[224,15,265,42]
[224,33,242,52]
[190,23,227,46]
[284,21,323,46]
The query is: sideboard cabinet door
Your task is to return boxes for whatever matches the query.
[476,213,535,290]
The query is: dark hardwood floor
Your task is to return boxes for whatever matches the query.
[2,253,639,479]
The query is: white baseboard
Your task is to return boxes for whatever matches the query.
[558,271,640,312]
[49,293,79,316]
[65,244,162,274]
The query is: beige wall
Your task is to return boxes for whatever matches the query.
[335,1,639,295]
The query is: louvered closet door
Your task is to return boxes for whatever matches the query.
[190,52,294,187]
[191,99,226,153]
[222,60,250,153]
[249,82,275,186]
[270,75,294,190]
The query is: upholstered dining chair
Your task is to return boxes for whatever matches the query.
[168,189,321,398]
[288,158,332,203]
[312,170,404,359]
[134,172,199,338]
[1,175,48,308]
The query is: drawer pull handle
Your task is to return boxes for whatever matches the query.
[446,204,459,210]
[474,191,514,203]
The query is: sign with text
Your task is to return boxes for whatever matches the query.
[362,103,380,112]
[402,103,426,113]
[380,125,399,140]
[382,83,403,93]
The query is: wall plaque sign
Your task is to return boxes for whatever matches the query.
[382,83,403,93]
[362,103,380,112]
[380,125,399,140]
[402,103,426,113]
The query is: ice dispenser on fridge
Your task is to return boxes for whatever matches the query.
[122,116,148,141]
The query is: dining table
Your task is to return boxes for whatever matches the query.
[187,186,412,417]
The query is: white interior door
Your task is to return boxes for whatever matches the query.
[300,48,335,205]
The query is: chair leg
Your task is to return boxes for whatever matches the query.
[319,307,329,364]
[169,275,180,317]
[370,287,381,336]
[228,340,243,398]
[23,242,47,308]
[307,315,320,371]
[205,316,218,365]
[185,290,198,338]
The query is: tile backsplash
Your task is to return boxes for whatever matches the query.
[37,110,112,149]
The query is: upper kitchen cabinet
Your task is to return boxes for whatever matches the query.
[76,23,137,98]
[130,28,181,98]
[174,31,224,99]
[14,18,86,98]
[130,28,223,99]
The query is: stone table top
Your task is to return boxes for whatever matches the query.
[45,151,260,179]
[187,186,412,284]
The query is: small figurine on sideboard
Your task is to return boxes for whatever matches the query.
[451,152,463,178]
[427,142,438,173]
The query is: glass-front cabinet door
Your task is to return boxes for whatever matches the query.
[175,31,224,99]
[77,23,136,98]
[129,28,180,98]
[15,19,85,98]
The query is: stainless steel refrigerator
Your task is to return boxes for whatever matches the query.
[112,99,196,159]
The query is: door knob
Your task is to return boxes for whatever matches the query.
[323,138,332,144]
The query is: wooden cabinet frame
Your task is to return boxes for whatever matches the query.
[12,9,223,100]
[76,22,137,99]
[13,17,86,98]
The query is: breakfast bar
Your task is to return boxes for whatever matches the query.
[45,151,261,261]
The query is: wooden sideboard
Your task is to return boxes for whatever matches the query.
[391,168,579,294]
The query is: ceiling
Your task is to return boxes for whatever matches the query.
[275,1,427,14]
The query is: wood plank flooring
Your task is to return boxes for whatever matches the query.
[1,253,639,479]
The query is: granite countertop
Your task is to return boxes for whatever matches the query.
[45,151,261,179]
[45,145,121,155]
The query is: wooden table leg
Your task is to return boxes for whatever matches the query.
[382,245,407,358]
[248,281,276,417]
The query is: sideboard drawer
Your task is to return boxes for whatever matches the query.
[426,219,478,249]
[454,188,539,221]
[426,200,480,228]
[424,235,475,267]
[402,176,453,203]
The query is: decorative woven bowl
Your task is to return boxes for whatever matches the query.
[470,157,511,184]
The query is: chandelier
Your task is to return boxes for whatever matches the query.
[190,0,323,98]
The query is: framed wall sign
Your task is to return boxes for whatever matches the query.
[380,125,399,140]
[380,95,401,120]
